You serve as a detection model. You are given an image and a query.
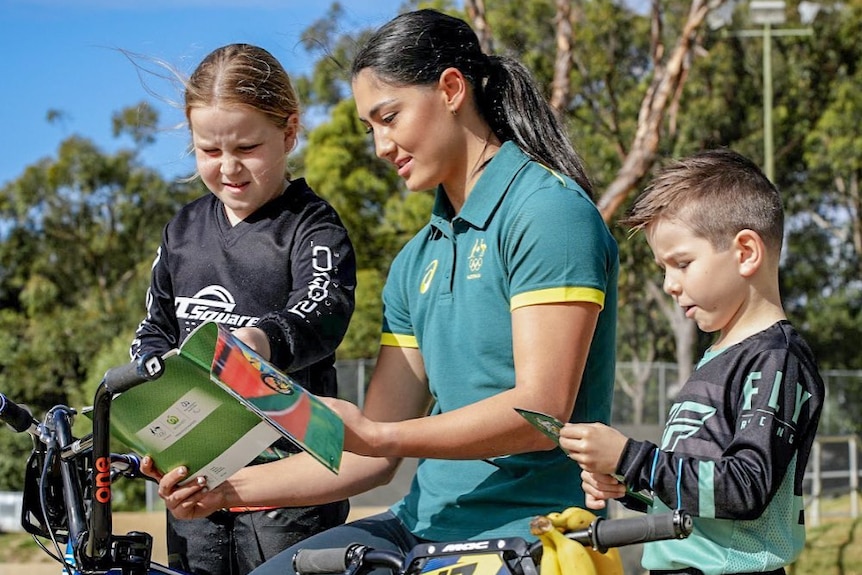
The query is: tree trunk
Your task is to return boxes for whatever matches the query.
[464,0,494,54]
[549,0,574,114]
[596,0,721,223]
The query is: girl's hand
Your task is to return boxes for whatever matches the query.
[231,327,272,361]
[139,455,164,482]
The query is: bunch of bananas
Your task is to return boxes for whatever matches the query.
[529,507,623,575]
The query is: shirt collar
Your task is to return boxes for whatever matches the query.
[430,141,529,232]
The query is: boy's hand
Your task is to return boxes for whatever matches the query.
[559,422,627,474]
[581,470,626,510]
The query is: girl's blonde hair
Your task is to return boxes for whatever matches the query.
[185,43,299,131]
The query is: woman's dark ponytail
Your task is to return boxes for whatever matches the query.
[480,55,593,196]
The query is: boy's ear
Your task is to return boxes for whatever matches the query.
[735,229,765,278]
[438,67,467,114]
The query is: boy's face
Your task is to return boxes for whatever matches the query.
[646,218,748,340]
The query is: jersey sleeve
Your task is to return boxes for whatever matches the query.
[256,202,357,371]
[379,252,419,349]
[129,238,180,360]
[616,346,822,520]
[505,185,614,311]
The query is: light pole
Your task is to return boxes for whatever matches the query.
[735,1,812,183]
[751,1,783,183]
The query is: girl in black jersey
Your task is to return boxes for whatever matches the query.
[133,44,356,575]
[560,149,824,575]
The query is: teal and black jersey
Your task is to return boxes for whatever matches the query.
[382,142,619,541]
[617,321,824,574]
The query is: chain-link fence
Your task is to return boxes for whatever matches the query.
[335,359,862,434]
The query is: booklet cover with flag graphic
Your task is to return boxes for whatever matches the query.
[108,321,343,487]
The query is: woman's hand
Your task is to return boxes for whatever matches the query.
[142,456,225,520]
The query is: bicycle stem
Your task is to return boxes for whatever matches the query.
[86,354,166,567]
[48,406,89,542]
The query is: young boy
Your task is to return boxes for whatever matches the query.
[560,149,824,575]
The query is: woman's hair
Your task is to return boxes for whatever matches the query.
[186,43,299,133]
[350,9,593,197]
[621,148,784,253]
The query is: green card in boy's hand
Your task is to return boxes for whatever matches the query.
[515,407,653,507]
[515,408,565,444]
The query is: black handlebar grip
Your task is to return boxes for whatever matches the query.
[0,393,38,434]
[590,510,693,552]
[103,354,166,394]
[293,548,352,575]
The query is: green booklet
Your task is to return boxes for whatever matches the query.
[108,321,344,487]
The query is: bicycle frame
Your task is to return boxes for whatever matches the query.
[6,354,190,575]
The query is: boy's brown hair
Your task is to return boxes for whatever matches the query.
[621,148,784,253]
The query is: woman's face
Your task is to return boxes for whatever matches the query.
[190,104,295,225]
[352,69,463,192]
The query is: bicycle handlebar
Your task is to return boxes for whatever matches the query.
[295,545,404,575]
[0,393,39,434]
[102,353,166,394]
[570,508,691,553]
[293,510,693,575]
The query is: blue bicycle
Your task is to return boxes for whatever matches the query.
[0,354,187,575]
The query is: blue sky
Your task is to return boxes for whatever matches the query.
[1,0,406,187]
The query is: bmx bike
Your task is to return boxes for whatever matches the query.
[0,354,186,575]
[2,353,693,575]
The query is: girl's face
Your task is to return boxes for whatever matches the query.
[352,69,463,192]
[190,104,295,225]
[646,218,748,343]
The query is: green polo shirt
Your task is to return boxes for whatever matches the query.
[383,141,619,541]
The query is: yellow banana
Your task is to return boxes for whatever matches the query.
[546,526,597,575]
[563,508,623,575]
[583,546,623,575]
[531,515,597,575]
[547,507,574,530]
[538,531,562,575]
[531,516,561,575]
[563,507,596,532]
[546,506,598,532]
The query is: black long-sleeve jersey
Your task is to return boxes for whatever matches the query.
[617,321,824,574]
[131,178,357,401]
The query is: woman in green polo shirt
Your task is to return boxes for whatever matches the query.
[147,9,619,573]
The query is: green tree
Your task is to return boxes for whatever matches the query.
[301,95,434,359]
[0,104,199,490]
